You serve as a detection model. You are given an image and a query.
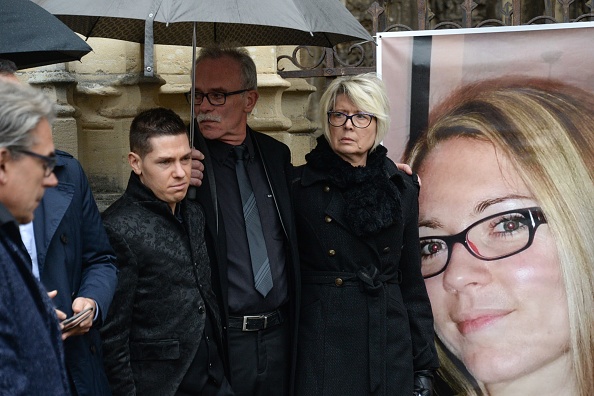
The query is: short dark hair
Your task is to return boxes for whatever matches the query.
[0,59,17,75]
[129,108,187,157]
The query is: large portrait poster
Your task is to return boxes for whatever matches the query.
[377,22,594,161]
[378,23,594,395]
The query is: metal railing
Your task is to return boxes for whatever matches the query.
[277,0,594,79]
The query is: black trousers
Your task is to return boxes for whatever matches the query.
[175,376,234,396]
[227,318,290,396]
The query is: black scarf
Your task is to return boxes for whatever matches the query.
[305,136,401,236]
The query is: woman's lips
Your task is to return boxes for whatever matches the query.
[455,311,511,335]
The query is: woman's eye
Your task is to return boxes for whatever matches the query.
[492,216,526,234]
[420,240,446,257]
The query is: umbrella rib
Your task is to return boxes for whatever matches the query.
[86,16,101,39]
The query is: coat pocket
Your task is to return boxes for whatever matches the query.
[129,339,180,361]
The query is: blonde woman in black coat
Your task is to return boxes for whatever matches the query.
[292,74,438,396]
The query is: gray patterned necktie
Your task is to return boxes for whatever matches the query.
[233,145,273,297]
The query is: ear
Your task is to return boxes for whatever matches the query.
[128,152,142,175]
[244,90,259,113]
[0,149,10,185]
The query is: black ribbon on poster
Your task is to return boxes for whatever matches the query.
[408,35,432,153]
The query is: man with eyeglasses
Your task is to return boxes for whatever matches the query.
[19,147,118,396]
[187,45,301,396]
[0,81,71,394]
[0,60,118,396]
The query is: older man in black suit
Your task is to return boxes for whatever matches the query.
[189,46,300,396]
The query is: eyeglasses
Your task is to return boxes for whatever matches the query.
[13,149,56,177]
[327,111,375,128]
[184,89,249,106]
[419,207,547,279]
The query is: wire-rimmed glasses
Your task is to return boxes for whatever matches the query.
[419,207,547,279]
[327,111,375,128]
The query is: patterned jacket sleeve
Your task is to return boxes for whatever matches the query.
[100,221,139,396]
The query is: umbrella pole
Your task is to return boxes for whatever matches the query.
[190,21,196,148]
[187,21,197,199]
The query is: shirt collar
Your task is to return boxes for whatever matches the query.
[206,132,255,166]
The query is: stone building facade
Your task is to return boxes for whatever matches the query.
[18,40,318,209]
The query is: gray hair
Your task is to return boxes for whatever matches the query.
[0,82,55,153]
[196,44,257,90]
[319,73,390,151]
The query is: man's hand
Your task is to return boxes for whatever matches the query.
[396,163,412,175]
[61,297,96,340]
[48,290,67,322]
[191,148,205,187]
[396,163,421,186]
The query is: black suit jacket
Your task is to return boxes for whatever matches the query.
[192,126,300,391]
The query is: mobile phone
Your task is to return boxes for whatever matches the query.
[61,306,93,332]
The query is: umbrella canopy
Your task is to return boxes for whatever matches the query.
[0,0,92,70]
[34,0,372,48]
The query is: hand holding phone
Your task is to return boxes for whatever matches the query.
[61,306,93,332]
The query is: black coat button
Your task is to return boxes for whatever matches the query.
[60,234,68,244]
[198,305,205,314]
[382,246,391,253]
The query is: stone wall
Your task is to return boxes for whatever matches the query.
[18,39,318,208]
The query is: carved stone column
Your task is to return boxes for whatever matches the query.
[69,38,164,195]
[276,46,318,165]
[21,63,80,158]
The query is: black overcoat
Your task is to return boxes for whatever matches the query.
[292,157,438,396]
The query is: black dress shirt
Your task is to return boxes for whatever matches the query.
[206,136,288,314]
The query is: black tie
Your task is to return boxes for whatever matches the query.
[233,145,273,297]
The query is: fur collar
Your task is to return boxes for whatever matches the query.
[305,136,401,236]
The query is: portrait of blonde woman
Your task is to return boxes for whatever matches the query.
[408,77,594,396]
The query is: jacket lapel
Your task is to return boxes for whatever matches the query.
[34,177,74,275]
[251,128,292,238]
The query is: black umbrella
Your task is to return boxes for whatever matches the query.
[0,0,92,70]
[33,0,372,163]
[34,0,372,76]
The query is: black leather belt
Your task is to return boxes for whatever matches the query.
[228,306,286,332]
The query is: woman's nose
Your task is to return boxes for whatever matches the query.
[441,242,493,293]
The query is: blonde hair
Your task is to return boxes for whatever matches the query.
[319,73,390,151]
[408,77,594,396]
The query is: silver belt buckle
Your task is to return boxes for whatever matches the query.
[242,314,267,331]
